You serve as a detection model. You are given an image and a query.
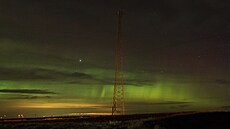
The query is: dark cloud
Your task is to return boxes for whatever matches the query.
[7,95,52,100]
[98,79,153,86]
[0,67,93,81]
[151,101,192,105]
[221,106,230,110]
[215,80,230,85]
[0,67,52,80]
[69,72,93,78]
[126,101,193,113]
[127,101,192,106]
[170,104,191,109]
[124,81,152,87]
[0,89,56,94]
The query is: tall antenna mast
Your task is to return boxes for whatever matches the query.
[112,10,125,115]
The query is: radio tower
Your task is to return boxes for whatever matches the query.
[112,10,124,115]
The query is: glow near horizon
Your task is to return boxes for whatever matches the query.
[0,79,223,110]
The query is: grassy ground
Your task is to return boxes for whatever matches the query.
[1,111,230,129]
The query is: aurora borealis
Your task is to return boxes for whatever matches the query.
[0,0,230,118]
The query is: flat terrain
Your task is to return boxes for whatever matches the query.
[1,111,230,129]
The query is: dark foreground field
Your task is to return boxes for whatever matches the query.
[1,111,230,129]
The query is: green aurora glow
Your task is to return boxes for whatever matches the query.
[0,0,230,118]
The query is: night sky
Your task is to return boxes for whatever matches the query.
[0,0,230,118]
